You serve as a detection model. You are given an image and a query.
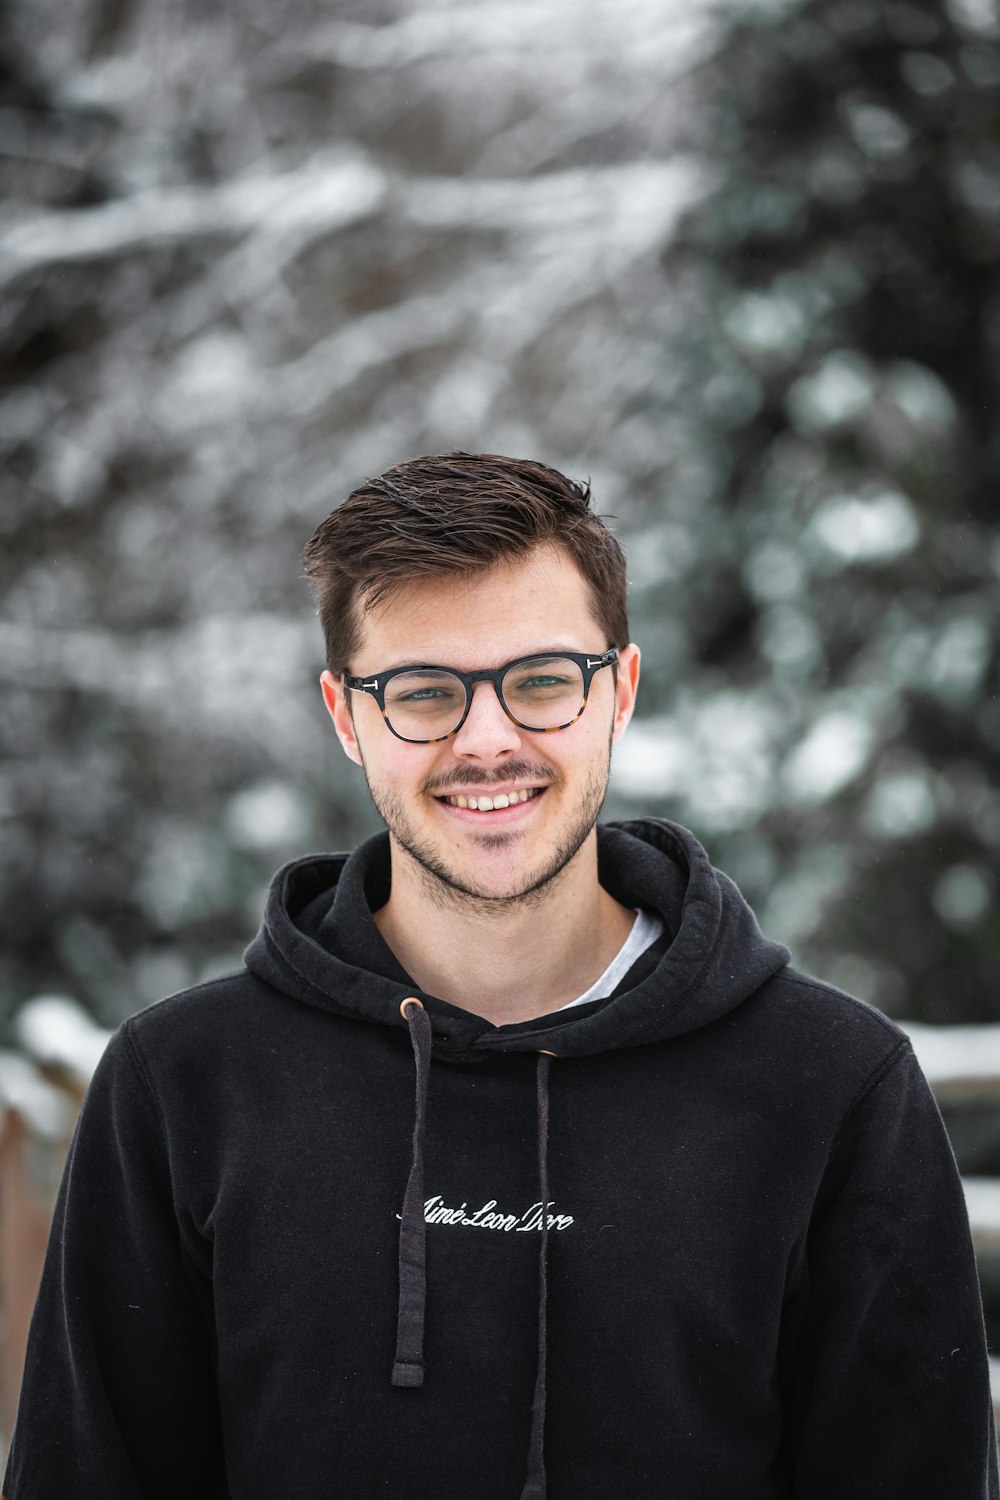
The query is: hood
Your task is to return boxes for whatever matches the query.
[243,817,790,1057]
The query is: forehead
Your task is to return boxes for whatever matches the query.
[356,544,600,669]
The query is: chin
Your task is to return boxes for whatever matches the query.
[400,818,599,911]
[367,759,610,910]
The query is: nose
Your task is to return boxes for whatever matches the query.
[450,680,523,759]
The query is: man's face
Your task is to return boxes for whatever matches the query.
[321,543,640,908]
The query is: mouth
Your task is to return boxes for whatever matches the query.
[433,786,548,820]
[439,787,543,811]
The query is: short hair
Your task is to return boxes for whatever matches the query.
[302,451,630,672]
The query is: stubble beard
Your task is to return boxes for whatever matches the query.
[359,738,614,917]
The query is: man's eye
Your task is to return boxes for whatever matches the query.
[388,678,465,715]
[398,687,452,702]
[512,675,568,691]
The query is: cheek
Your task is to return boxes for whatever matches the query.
[365,741,436,792]
[543,723,609,779]
[574,698,617,749]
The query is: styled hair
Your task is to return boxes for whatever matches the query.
[302,451,630,672]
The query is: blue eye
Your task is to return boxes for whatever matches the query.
[386,674,465,718]
[507,674,572,693]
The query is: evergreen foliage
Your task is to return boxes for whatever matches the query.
[650,0,1000,1022]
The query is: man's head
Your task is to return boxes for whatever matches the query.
[304,453,639,910]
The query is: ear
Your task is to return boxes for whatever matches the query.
[611,643,640,744]
[320,671,364,767]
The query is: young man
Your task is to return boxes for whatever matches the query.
[5,453,997,1499]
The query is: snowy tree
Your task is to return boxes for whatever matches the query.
[639,0,1000,1025]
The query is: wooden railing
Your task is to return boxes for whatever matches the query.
[0,999,110,1446]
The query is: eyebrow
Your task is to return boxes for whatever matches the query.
[378,646,588,672]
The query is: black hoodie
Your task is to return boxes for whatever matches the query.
[5,819,997,1499]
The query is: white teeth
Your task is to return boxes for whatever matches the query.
[443,787,542,810]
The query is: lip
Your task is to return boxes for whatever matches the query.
[434,787,549,824]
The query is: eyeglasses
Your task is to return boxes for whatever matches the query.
[343,648,619,744]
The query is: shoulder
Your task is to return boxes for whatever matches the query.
[120,967,317,1086]
[729,964,914,1119]
[766,964,906,1047]
[124,968,274,1041]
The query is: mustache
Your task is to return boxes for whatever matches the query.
[422,761,558,794]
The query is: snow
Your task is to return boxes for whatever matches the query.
[0,156,385,277]
[962,1179,1000,1252]
[946,0,1000,40]
[808,490,920,564]
[787,350,875,429]
[922,615,992,704]
[0,1051,73,1140]
[306,1,714,69]
[900,1022,1000,1100]
[0,613,323,774]
[724,291,809,357]
[14,995,113,1085]
[611,694,780,831]
[226,782,310,850]
[932,864,994,930]
[781,708,875,804]
[864,767,936,838]
[0,149,700,290]
[887,361,957,430]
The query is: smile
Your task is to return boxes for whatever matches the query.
[439,788,544,812]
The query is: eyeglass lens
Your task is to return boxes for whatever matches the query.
[382,656,587,739]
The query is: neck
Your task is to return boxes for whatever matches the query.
[373,832,636,1026]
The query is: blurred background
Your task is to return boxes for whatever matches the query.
[1,0,998,1447]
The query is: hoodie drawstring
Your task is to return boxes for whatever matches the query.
[520,1048,554,1500]
[393,999,554,1500]
[392,998,432,1387]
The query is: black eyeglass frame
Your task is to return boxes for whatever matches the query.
[342,647,619,744]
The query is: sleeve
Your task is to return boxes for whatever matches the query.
[782,1040,999,1498]
[3,1024,229,1499]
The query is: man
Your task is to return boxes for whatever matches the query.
[5,452,997,1499]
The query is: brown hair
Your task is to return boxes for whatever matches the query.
[302,451,629,672]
